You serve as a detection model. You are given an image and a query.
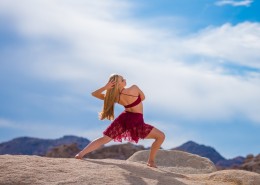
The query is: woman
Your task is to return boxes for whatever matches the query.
[75,74,165,168]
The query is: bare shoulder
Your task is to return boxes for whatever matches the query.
[128,85,143,95]
[129,85,145,100]
[130,85,140,90]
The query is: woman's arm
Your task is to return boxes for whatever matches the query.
[91,86,106,100]
[132,85,145,101]
[91,81,115,100]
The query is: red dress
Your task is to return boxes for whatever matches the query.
[103,92,154,143]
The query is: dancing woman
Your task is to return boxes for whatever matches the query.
[75,74,165,168]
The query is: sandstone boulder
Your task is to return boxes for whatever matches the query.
[127,150,217,174]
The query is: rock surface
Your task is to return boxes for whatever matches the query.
[0,150,259,185]
[127,150,217,174]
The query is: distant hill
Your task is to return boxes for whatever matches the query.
[238,154,260,173]
[172,141,225,163]
[172,141,245,168]
[46,143,81,158]
[216,156,245,168]
[85,142,146,160]
[46,142,146,159]
[0,135,90,156]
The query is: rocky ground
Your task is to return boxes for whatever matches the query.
[0,150,259,185]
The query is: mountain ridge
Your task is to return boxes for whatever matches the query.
[0,135,90,156]
[172,140,245,168]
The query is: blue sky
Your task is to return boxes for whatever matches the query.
[0,0,259,159]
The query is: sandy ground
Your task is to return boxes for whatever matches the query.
[0,151,259,185]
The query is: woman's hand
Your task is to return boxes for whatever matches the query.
[104,80,116,90]
[91,80,116,100]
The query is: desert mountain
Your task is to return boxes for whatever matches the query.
[0,135,90,155]
[172,141,245,168]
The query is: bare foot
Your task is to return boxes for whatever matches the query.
[147,161,157,168]
[75,153,83,160]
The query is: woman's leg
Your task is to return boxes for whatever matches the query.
[75,135,112,159]
[145,127,165,168]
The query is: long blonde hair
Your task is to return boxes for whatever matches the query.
[99,74,121,120]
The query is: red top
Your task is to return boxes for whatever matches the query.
[124,95,141,108]
[118,89,142,108]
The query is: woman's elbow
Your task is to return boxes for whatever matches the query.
[91,92,97,98]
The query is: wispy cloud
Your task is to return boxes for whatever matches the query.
[215,0,253,7]
[0,0,260,125]
[1,0,260,159]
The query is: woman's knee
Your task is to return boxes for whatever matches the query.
[146,127,165,141]
[158,131,165,141]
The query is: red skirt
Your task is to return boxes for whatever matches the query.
[103,111,154,143]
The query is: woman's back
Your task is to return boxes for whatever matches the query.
[118,85,144,113]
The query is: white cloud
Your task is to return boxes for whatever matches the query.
[215,0,253,7]
[0,0,260,125]
[181,22,260,69]
[0,117,90,140]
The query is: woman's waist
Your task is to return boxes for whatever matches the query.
[124,105,143,114]
[124,110,143,115]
